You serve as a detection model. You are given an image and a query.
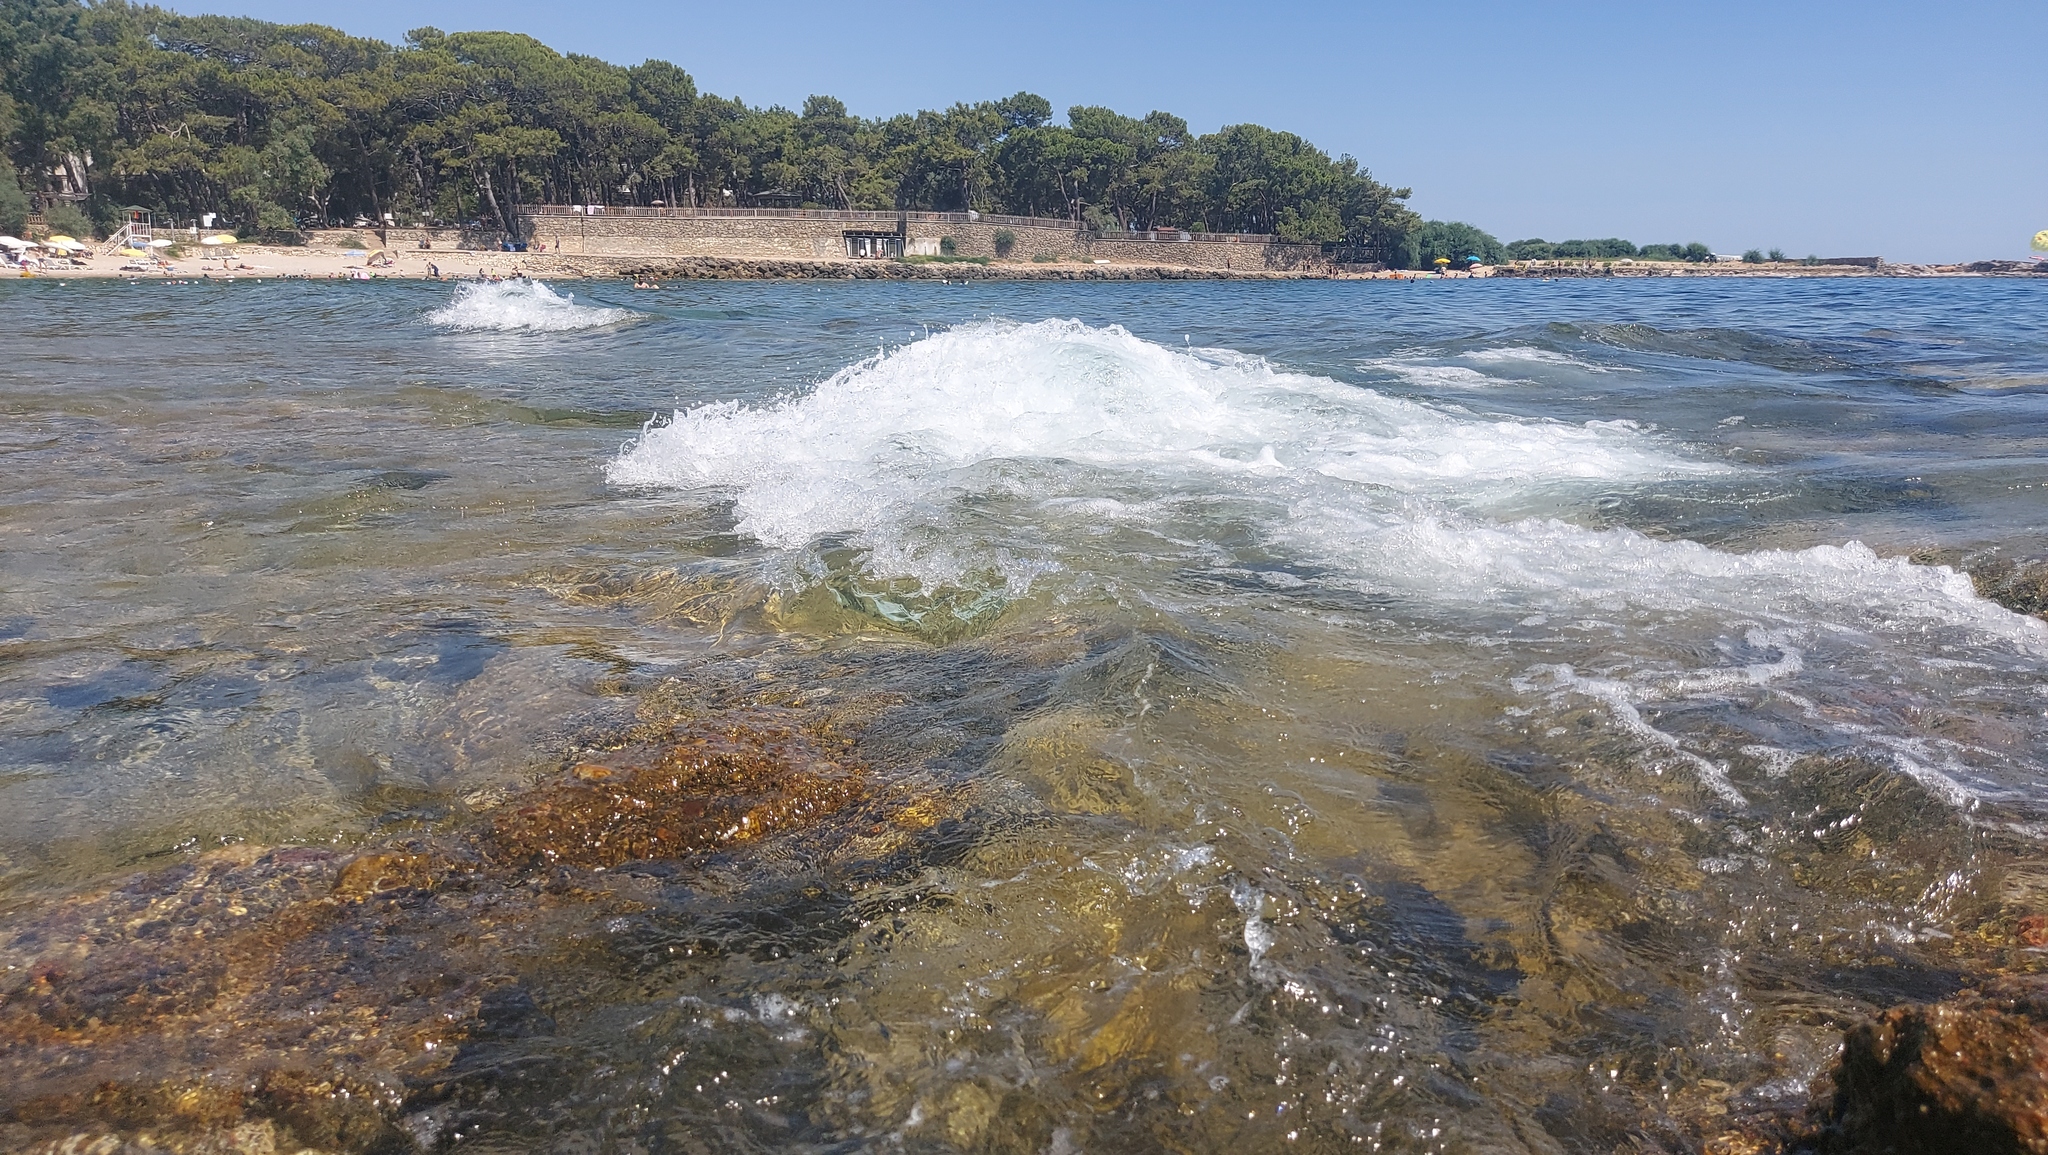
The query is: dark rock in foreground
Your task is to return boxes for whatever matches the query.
[1820,978,2048,1154]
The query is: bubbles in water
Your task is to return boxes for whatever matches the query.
[428,280,636,333]
[607,318,1717,589]
[605,316,2048,812]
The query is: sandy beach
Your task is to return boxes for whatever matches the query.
[11,243,559,282]
[9,240,2042,282]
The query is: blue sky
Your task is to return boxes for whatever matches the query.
[212,0,2044,262]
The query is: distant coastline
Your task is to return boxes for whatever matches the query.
[14,241,2041,283]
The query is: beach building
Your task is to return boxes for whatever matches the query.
[844,230,904,259]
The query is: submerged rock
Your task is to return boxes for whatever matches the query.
[487,716,863,869]
[1821,978,2048,1154]
[1908,548,2048,619]
[0,704,912,1153]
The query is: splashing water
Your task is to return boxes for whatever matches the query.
[609,316,2047,812]
[427,279,636,332]
[607,318,1722,586]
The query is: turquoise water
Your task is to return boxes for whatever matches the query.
[1,276,2045,1151]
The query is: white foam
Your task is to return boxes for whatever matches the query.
[603,317,2048,811]
[427,280,635,333]
[608,319,1716,588]
[1461,346,1623,372]
[1361,359,1508,390]
[1312,516,2044,648]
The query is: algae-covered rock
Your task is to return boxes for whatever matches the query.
[1824,978,2048,1154]
[486,716,864,868]
[0,704,902,1153]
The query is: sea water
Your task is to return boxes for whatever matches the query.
[1,276,2044,1151]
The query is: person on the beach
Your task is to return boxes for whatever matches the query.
[427,261,439,279]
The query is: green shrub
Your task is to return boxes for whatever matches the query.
[334,231,369,248]
[1742,249,1765,264]
[1032,253,1058,263]
[43,202,93,240]
[938,235,956,256]
[900,253,989,265]
[0,168,28,235]
[1767,248,1785,262]
[992,228,1015,257]
[1408,219,1503,269]
[250,201,300,241]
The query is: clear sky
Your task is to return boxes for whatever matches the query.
[207,0,2044,263]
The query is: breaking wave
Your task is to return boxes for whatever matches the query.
[427,280,636,333]
[608,318,1718,565]
[605,317,2047,808]
[605,318,2037,639]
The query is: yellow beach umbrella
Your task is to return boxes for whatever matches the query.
[44,235,77,245]
[2033,229,2048,253]
[200,234,238,246]
[119,247,147,257]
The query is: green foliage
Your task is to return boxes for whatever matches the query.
[1031,252,1057,262]
[1742,248,1765,263]
[1767,248,1785,261]
[900,253,989,265]
[1511,237,1712,262]
[992,227,1015,257]
[0,167,27,234]
[0,0,1417,257]
[1408,220,1502,269]
[43,201,91,238]
[1555,238,1635,259]
[938,235,956,256]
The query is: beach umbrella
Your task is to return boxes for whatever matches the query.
[0,236,28,249]
[118,247,147,257]
[44,237,85,251]
[2033,230,2048,252]
[200,234,238,246]
[148,238,174,248]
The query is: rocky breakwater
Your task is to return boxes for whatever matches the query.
[0,686,957,1154]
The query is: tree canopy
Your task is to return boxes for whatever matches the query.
[0,0,1419,255]
[1504,237,1713,262]
[1407,220,1503,268]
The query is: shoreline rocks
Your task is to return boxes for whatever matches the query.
[1820,978,2048,1154]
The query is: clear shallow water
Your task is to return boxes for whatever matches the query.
[1,276,2045,1151]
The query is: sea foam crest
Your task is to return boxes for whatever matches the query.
[427,280,635,333]
[602,318,2047,647]
[607,318,1714,562]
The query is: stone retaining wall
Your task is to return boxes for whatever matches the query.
[354,214,1327,273]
